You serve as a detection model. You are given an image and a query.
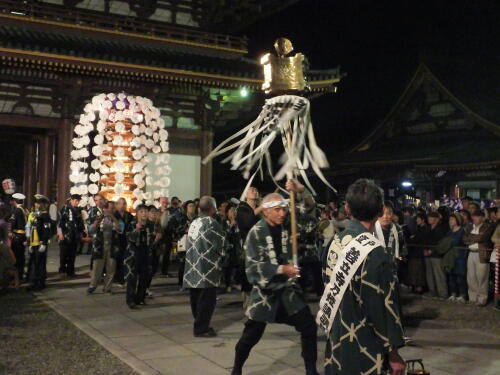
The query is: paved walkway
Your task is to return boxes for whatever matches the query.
[34,247,500,375]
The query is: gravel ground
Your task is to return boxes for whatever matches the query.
[402,292,500,336]
[0,290,138,375]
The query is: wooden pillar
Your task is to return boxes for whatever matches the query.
[56,119,73,208]
[200,129,213,197]
[23,139,37,210]
[39,134,54,199]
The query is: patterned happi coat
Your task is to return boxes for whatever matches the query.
[90,217,121,260]
[58,205,85,243]
[124,221,158,282]
[323,220,405,375]
[245,218,307,323]
[183,214,225,288]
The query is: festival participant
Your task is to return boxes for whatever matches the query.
[145,205,162,296]
[9,193,27,280]
[87,201,121,294]
[57,194,85,278]
[159,196,175,277]
[113,197,134,284]
[125,204,157,309]
[463,210,494,306]
[25,194,52,291]
[231,181,319,375]
[183,196,225,337]
[320,178,405,375]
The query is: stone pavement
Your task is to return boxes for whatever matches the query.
[34,248,500,375]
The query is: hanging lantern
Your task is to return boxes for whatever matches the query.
[70,93,170,208]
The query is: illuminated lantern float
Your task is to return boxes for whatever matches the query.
[70,93,171,209]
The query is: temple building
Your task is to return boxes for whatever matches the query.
[0,0,341,207]
[331,62,500,204]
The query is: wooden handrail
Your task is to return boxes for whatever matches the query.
[0,0,247,52]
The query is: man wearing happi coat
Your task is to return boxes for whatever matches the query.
[124,204,158,308]
[321,179,405,375]
[182,196,225,337]
[231,180,319,375]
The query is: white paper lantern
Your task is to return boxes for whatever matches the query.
[131,137,141,148]
[106,93,116,100]
[115,101,125,110]
[81,135,90,146]
[114,160,125,171]
[152,145,161,154]
[131,125,140,135]
[114,147,125,157]
[145,139,154,149]
[92,145,103,156]
[115,122,125,133]
[132,149,142,160]
[102,100,112,109]
[88,184,99,195]
[159,129,168,141]
[91,159,101,170]
[94,134,104,144]
[145,127,153,137]
[89,172,100,182]
[115,184,124,195]
[79,184,88,195]
[115,172,124,183]
[160,141,169,152]
[70,186,79,195]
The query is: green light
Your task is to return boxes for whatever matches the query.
[240,88,249,97]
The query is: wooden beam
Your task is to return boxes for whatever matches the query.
[0,113,61,129]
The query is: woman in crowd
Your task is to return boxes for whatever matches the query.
[222,203,242,293]
[445,213,467,303]
[406,213,428,294]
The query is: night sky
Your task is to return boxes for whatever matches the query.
[211,0,500,198]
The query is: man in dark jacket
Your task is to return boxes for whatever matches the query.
[57,194,85,277]
[423,212,449,299]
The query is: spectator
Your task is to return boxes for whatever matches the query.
[403,206,417,236]
[461,196,473,212]
[423,212,449,299]
[441,213,467,303]
[459,209,473,231]
[486,207,497,224]
[145,205,162,296]
[183,196,225,337]
[463,210,494,306]
[176,200,197,288]
[332,206,349,233]
[406,212,428,294]
[222,203,241,293]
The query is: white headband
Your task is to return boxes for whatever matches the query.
[262,199,290,209]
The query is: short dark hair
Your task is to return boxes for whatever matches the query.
[403,206,415,215]
[469,202,480,210]
[148,205,158,212]
[416,212,427,222]
[136,204,148,212]
[383,200,394,211]
[345,179,383,221]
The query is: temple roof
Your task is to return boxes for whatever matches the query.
[334,62,500,171]
[0,1,341,91]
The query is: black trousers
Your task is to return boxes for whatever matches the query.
[11,234,26,280]
[59,239,78,276]
[298,260,324,296]
[146,252,160,289]
[114,248,125,284]
[189,287,217,335]
[177,254,185,286]
[126,260,149,306]
[160,242,172,275]
[234,305,317,369]
[28,246,47,289]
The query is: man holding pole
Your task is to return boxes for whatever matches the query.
[231,180,319,375]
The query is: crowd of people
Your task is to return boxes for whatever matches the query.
[0,182,499,374]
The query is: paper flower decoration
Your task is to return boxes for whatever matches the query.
[71,93,169,207]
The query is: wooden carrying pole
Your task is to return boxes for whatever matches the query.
[285,128,299,267]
